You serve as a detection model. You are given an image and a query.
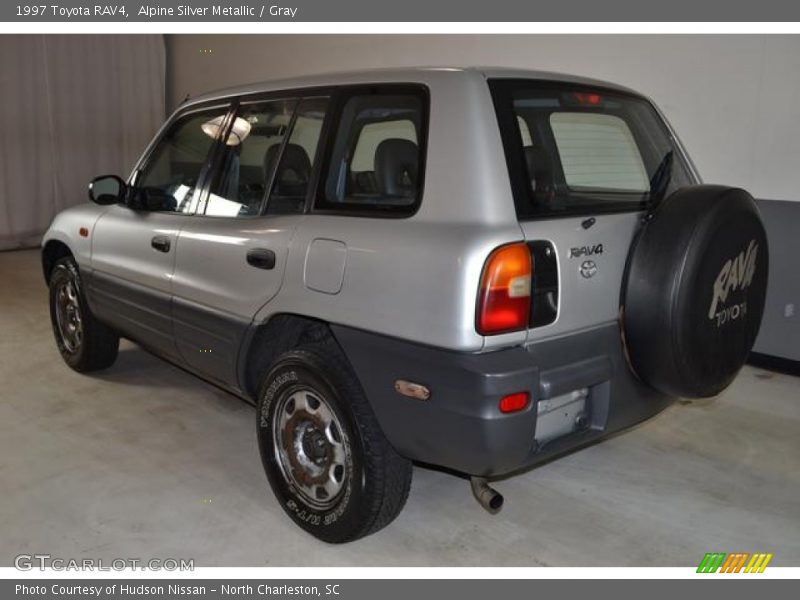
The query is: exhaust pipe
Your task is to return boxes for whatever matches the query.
[470,477,504,514]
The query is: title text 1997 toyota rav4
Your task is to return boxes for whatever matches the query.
[42,68,768,542]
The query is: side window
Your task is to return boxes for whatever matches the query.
[318,90,425,213]
[266,97,329,215]
[131,105,230,213]
[202,99,295,217]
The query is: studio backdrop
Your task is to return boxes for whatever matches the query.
[0,35,165,250]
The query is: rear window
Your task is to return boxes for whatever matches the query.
[316,86,427,216]
[490,80,693,219]
[549,112,648,191]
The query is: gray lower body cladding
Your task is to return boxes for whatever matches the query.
[332,323,672,477]
[86,269,249,389]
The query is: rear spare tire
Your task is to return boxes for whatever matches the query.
[622,185,768,398]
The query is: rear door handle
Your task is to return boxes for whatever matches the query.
[151,235,171,253]
[246,248,276,270]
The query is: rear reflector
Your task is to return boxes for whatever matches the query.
[476,242,532,335]
[499,392,530,414]
[394,379,431,401]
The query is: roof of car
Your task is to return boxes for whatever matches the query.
[182,66,641,108]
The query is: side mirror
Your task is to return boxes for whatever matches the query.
[88,175,126,205]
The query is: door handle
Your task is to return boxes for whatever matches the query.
[246,248,276,270]
[151,235,171,253]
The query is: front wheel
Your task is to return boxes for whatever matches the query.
[48,257,119,372]
[256,340,412,543]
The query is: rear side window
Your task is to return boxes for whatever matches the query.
[266,97,329,215]
[202,99,295,217]
[197,96,329,218]
[316,87,427,215]
[490,80,692,219]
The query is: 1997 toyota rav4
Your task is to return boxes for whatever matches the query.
[42,68,768,542]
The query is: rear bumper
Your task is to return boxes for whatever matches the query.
[332,322,673,477]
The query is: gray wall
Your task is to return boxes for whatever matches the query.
[166,34,800,204]
[0,35,165,249]
[753,200,800,362]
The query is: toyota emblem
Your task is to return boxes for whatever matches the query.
[580,260,597,279]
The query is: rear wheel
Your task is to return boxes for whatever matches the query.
[48,257,119,372]
[257,339,412,543]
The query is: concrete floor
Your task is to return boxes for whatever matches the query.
[1,248,798,567]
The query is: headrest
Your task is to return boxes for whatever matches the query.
[264,143,311,187]
[374,138,418,197]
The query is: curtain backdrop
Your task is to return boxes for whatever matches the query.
[0,35,165,250]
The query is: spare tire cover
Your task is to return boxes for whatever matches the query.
[622,185,768,398]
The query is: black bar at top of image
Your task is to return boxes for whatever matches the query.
[2,0,800,22]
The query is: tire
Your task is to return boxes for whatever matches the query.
[48,257,119,372]
[621,185,769,398]
[256,338,412,543]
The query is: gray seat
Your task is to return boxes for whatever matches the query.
[263,143,312,213]
[264,143,312,194]
[374,138,418,199]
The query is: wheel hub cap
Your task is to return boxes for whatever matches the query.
[55,280,82,353]
[274,388,349,509]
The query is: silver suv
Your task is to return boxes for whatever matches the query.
[42,68,768,543]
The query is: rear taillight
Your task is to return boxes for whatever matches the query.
[476,242,532,335]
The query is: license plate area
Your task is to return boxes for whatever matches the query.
[534,388,589,445]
